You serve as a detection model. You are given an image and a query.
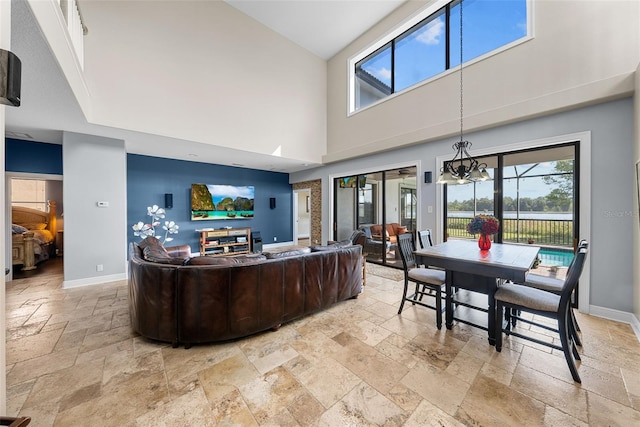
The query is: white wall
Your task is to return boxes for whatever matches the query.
[62,132,127,287]
[326,0,638,163]
[291,98,634,316]
[634,61,640,333]
[80,0,327,165]
[0,0,10,413]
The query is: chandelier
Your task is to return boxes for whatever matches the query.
[437,0,490,185]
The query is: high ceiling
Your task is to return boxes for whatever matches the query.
[4,0,406,173]
[225,0,406,60]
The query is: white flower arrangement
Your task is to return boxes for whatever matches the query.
[132,205,179,244]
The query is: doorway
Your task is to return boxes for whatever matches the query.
[293,188,311,246]
[6,174,63,281]
[333,165,417,268]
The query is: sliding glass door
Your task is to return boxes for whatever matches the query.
[443,143,579,305]
[334,166,417,268]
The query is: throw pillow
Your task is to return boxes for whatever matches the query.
[140,238,187,265]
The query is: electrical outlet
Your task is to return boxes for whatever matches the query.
[96,264,103,272]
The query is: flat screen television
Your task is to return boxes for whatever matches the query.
[191,183,255,220]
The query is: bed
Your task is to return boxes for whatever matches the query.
[11,201,58,271]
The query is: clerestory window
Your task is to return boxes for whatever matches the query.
[351,0,529,113]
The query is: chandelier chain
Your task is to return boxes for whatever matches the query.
[459,0,464,144]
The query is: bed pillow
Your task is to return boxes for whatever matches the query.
[12,224,29,234]
[21,222,48,230]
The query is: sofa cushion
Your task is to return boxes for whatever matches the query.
[264,247,312,259]
[187,256,238,266]
[186,254,267,266]
[311,239,352,252]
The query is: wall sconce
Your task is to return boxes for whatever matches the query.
[165,193,173,209]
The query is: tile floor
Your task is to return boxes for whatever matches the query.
[5,262,640,426]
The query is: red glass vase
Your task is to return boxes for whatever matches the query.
[478,234,492,250]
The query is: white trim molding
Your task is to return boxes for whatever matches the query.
[589,305,640,343]
[62,272,126,289]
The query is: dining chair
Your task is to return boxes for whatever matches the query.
[417,229,434,249]
[396,233,446,329]
[494,244,588,383]
[516,240,588,346]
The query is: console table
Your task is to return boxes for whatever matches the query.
[197,227,251,256]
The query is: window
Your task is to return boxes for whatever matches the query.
[351,0,528,112]
[11,179,48,211]
[395,10,446,92]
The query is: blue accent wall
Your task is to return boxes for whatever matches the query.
[127,154,293,253]
[5,139,63,174]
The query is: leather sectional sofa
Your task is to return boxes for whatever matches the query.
[128,240,363,348]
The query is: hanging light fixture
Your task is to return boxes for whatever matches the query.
[437,0,490,185]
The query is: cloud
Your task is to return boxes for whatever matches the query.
[208,185,254,199]
[416,17,444,45]
[367,66,391,83]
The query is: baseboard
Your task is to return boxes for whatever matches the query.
[62,272,127,289]
[588,304,640,342]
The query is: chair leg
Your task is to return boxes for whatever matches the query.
[558,310,581,383]
[435,288,442,330]
[495,302,503,352]
[397,279,409,314]
[569,308,582,347]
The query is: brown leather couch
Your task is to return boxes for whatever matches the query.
[128,241,363,347]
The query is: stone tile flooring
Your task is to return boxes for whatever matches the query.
[5,263,640,426]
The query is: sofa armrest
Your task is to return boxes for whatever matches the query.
[165,244,192,258]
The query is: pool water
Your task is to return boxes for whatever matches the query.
[538,248,574,267]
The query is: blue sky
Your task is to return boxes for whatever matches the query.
[361,0,527,91]
[207,185,255,204]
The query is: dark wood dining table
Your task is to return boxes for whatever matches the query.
[415,239,540,345]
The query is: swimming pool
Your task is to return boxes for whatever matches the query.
[538,247,574,267]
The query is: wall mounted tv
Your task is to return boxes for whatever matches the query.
[191,183,255,220]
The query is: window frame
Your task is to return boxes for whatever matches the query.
[348,0,533,115]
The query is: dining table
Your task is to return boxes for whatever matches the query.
[414,239,540,345]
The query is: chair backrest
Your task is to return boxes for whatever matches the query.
[397,233,417,272]
[559,241,588,310]
[561,239,588,274]
[418,229,434,249]
[349,229,366,246]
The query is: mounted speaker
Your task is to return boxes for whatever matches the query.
[269,197,276,209]
[0,49,21,107]
[164,193,173,209]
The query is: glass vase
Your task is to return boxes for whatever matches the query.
[478,233,491,250]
